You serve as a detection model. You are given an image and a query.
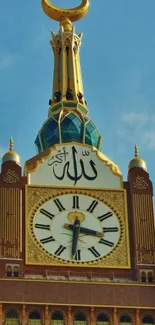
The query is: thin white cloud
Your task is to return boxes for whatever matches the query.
[0,54,17,71]
[143,130,155,150]
[122,112,148,126]
[117,110,155,152]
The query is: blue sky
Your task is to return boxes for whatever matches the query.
[0,0,155,184]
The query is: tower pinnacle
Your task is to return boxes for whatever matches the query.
[128,144,147,171]
[35,0,101,153]
[2,138,21,166]
[9,137,14,152]
[134,144,139,159]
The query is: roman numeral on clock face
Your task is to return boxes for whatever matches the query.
[54,245,66,256]
[87,200,98,213]
[99,238,114,247]
[103,227,119,233]
[72,195,79,209]
[40,208,55,220]
[75,250,81,261]
[98,211,113,222]
[35,223,50,230]
[53,198,65,212]
[88,246,100,257]
[40,236,55,244]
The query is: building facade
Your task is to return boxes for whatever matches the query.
[0,1,155,325]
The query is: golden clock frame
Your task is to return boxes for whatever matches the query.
[25,185,131,268]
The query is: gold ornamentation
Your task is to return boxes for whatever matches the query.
[9,137,14,152]
[41,0,89,24]
[3,169,19,183]
[25,143,122,182]
[26,186,130,268]
[67,211,85,223]
[133,175,148,190]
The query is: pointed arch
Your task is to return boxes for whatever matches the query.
[97,313,109,325]
[51,311,64,325]
[74,312,86,325]
[120,315,132,325]
[141,271,147,282]
[28,311,41,325]
[13,266,19,277]
[148,272,153,283]
[5,310,19,325]
[6,265,12,277]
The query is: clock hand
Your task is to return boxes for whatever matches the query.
[64,224,103,238]
[72,218,81,259]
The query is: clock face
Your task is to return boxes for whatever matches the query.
[30,194,121,263]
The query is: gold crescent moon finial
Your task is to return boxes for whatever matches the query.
[41,0,89,23]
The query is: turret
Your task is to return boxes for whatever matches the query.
[0,138,26,272]
[127,145,155,282]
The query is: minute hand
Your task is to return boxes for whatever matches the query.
[64,224,103,237]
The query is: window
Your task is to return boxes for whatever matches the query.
[5,311,18,325]
[74,313,86,325]
[142,316,154,325]
[148,272,153,283]
[6,266,12,277]
[61,113,83,143]
[28,311,41,325]
[13,266,19,277]
[97,314,109,325]
[141,271,147,282]
[85,120,100,149]
[41,118,60,149]
[6,264,20,277]
[51,312,64,325]
[120,315,132,325]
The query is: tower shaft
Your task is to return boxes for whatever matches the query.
[50,25,87,115]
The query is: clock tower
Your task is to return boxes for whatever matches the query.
[0,1,155,325]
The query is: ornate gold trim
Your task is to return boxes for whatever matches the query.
[25,186,130,268]
[24,143,122,182]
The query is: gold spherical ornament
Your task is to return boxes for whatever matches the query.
[128,145,147,171]
[2,138,21,166]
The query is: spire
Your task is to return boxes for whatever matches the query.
[35,0,101,153]
[41,0,90,114]
[2,138,21,166]
[128,144,147,171]
[134,144,139,159]
[9,137,14,152]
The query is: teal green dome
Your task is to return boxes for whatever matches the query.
[35,111,101,153]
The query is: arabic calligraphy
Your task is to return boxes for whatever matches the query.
[133,175,148,190]
[48,146,98,185]
[3,169,19,184]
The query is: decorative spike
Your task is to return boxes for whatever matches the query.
[134,144,139,159]
[9,137,14,152]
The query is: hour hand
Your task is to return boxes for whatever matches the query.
[80,226,103,237]
[64,224,103,237]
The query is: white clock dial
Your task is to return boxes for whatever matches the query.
[31,194,121,263]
